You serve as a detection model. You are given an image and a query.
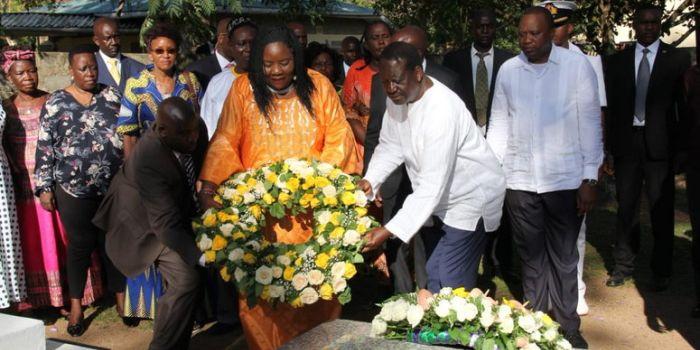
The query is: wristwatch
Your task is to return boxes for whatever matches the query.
[582,179,598,186]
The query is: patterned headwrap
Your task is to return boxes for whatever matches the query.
[1,49,35,74]
[227,17,258,36]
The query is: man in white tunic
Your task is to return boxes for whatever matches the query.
[359,41,505,293]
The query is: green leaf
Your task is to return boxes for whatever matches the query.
[338,288,352,304]
[481,337,495,350]
[352,254,364,263]
[269,203,285,219]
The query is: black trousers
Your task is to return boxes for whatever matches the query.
[483,209,514,275]
[685,160,700,303]
[614,129,675,277]
[506,189,582,332]
[55,186,125,299]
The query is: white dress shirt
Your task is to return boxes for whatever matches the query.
[215,50,232,71]
[343,62,351,76]
[569,43,607,107]
[487,45,603,194]
[200,67,239,139]
[471,44,494,90]
[364,78,506,242]
[633,39,660,126]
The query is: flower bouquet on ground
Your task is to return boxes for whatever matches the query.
[371,287,573,350]
[193,158,379,308]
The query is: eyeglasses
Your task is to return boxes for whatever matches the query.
[153,48,177,55]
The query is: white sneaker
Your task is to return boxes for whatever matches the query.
[577,298,589,316]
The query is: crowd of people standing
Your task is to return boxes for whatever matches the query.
[0,1,698,350]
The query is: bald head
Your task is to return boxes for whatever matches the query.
[215,17,234,59]
[287,21,308,48]
[93,17,120,58]
[391,25,428,59]
[156,97,200,153]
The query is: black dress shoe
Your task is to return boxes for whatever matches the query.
[67,321,85,337]
[606,272,632,287]
[122,316,140,328]
[564,330,588,349]
[691,304,700,318]
[651,276,671,292]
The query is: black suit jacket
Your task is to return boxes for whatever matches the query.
[362,59,460,202]
[94,123,208,277]
[605,42,691,160]
[442,46,513,128]
[186,54,222,92]
[95,53,145,94]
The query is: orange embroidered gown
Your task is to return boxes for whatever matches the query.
[341,60,378,173]
[200,70,359,350]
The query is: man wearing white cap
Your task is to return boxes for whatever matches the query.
[538,0,607,317]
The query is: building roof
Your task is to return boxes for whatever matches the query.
[1,0,379,35]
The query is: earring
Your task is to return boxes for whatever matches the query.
[293,75,297,81]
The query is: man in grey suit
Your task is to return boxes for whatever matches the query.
[363,25,460,294]
[94,97,208,350]
[92,17,144,94]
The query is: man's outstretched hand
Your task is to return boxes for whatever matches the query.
[362,226,392,252]
[357,179,382,207]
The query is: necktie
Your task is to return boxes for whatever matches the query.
[177,153,199,211]
[108,58,121,85]
[634,48,651,124]
[475,52,490,127]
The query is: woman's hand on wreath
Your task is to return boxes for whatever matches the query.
[198,181,222,211]
[361,226,392,252]
[417,289,434,310]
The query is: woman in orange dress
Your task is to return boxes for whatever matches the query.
[341,21,391,173]
[198,26,359,350]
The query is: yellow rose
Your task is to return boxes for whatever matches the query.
[355,207,368,217]
[232,194,243,204]
[330,212,342,226]
[329,169,341,180]
[343,181,356,191]
[329,248,339,257]
[302,176,316,190]
[204,250,216,263]
[203,214,217,227]
[314,176,331,188]
[315,253,330,269]
[343,262,357,279]
[213,195,223,204]
[278,192,291,204]
[246,177,257,187]
[233,231,246,241]
[220,266,231,282]
[290,297,303,308]
[340,191,356,206]
[542,314,553,327]
[261,286,270,301]
[283,266,295,281]
[265,172,277,183]
[330,227,345,240]
[310,197,320,208]
[319,283,334,300]
[286,177,300,192]
[452,287,469,298]
[323,196,338,206]
[236,184,249,194]
[300,193,314,208]
[243,253,256,264]
[216,211,228,222]
[357,224,367,234]
[263,193,274,205]
[295,257,303,267]
[212,235,227,251]
[250,205,262,219]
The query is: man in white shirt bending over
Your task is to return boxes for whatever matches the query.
[486,7,602,349]
[359,41,505,295]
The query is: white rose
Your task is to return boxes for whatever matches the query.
[499,317,514,334]
[271,266,283,279]
[390,300,409,322]
[269,285,285,299]
[439,287,453,296]
[243,192,256,204]
[317,163,334,176]
[531,330,542,342]
[322,185,337,198]
[275,178,287,189]
[307,269,325,285]
[523,344,541,350]
[254,182,266,195]
[434,299,451,318]
[331,262,346,278]
[379,302,394,320]
[197,236,212,251]
[277,255,291,266]
[317,211,332,225]
[246,241,261,252]
[406,304,424,328]
[316,235,327,245]
[556,339,573,350]
[480,310,495,329]
[354,190,368,207]
[234,267,246,282]
[222,187,236,199]
[299,166,314,178]
[497,304,512,321]
[299,287,319,305]
[220,223,235,237]
[544,328,558,342]
[359,216,372,227]
[450,296,467,310]
[291,273,309,291]
[332,278,347,293]
[518,314,538,333]
[255,266,273,285]
[342,230,361,246]
[303,247,317,258]
[461,302,479,322]
[370,317,388,337]
[245,215,258,225]
[228,248,244,262]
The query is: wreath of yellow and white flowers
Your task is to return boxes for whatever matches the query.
[194,158,379,308]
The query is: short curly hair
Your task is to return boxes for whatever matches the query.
[144,22,182,50]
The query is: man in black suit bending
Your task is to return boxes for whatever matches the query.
[605,5,691,290]
[186,17,235,91]
[363,25,460,293]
